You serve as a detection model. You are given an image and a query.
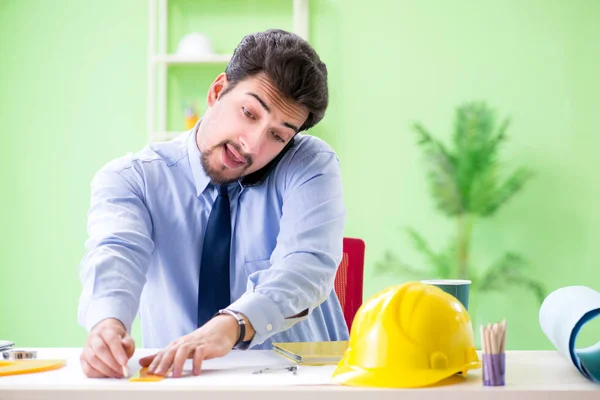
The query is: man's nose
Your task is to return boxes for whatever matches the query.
[239,129,264,155]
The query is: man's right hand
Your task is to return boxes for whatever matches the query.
[80,318,135,378]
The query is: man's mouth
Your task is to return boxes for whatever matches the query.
[222,143,247,168]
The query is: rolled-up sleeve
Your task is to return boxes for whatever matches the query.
[228,149,346,348]
[77,163,154,333]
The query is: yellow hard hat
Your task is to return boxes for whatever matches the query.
[332,281,480,388]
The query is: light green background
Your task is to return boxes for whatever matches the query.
[1,0,599,350]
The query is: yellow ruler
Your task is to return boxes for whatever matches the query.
[0,360,66,376]
[129,367,165,382]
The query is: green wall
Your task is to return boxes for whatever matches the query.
[1,0,599,350]
[0,0,148,347]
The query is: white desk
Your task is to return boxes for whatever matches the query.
[0,348,598,400]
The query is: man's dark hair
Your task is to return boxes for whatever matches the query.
[224,29,328,132]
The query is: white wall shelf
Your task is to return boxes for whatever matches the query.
[147,0,310,143]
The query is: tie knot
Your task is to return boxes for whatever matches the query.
[218,185,229,197]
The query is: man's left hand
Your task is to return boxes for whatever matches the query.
[139,315,239,378]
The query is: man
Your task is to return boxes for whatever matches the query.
[77,29,348,379]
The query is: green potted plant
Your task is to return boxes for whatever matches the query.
[376,101,545,313]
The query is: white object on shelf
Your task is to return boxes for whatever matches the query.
[176,32,214,57]
[147,0,310,143]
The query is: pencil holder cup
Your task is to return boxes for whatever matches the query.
[482,353,505,386]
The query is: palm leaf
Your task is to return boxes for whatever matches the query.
[453,102,516,216]
[469,166,498,215]
[373,229,457,280]
[478,252,546,303]
[373,250,428,280]
[484,167,534,216]
[454,103,493,209]
[413,123,463,215]
[406,228,455,278]
[468,116,511,214]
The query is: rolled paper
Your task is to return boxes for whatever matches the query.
[539,286,600,382]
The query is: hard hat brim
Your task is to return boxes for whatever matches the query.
[332,360,481,388]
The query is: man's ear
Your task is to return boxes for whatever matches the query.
[207,73,229,107]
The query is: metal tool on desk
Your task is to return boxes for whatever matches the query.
[253,365,298,375]
[2,339,38,362]
[0,340,66,376]
[0,340,15,353]
[3,350,37,360]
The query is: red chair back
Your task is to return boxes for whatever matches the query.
[334,237,365,332]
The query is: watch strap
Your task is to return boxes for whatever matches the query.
[216,309,246,348]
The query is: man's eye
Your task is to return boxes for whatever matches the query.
[242,107,255,120]
[272,132,285,143]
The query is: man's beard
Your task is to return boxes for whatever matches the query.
[200,140,253,185]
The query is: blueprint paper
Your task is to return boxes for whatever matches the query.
[539,285,600,382]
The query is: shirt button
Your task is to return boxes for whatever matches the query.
[266,324,272,331]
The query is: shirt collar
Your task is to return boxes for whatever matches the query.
[187,119,297,196]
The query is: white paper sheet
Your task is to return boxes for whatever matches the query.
[0,348,338,388]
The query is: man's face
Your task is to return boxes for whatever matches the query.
[197,73,309,184]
